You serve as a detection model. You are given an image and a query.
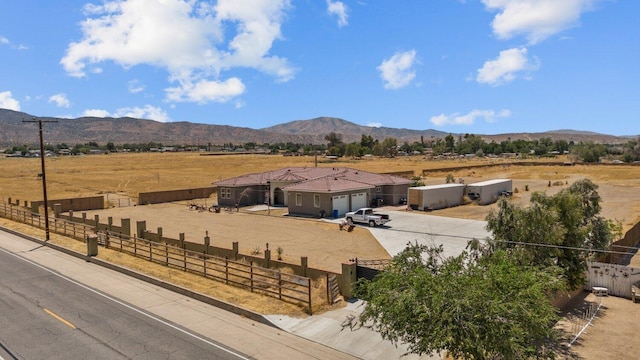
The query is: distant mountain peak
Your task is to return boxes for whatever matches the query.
[0,108,629,146]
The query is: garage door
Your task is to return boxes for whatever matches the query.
[350,192,367,211]
[332,195,349,217]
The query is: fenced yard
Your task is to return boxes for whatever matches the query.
[99,231,314,313]
[0,202,316,314]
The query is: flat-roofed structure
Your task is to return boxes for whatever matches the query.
[408,183,466,211]
[466,179,513,205]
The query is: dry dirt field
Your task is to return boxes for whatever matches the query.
[2,152,640,358]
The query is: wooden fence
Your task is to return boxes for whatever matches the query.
[99,231,313,313]
[0,202,313,313]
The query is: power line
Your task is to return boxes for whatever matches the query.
[367,222,637,256]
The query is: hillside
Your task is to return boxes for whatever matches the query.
[0,109,629,146]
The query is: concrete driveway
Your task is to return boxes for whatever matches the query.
[343,208,492,259]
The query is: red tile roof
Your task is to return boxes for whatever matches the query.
[213,167,411,192]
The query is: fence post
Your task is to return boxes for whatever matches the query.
[53,203,62,218]
[301,256,308,277]
[340,261,358,300]
[204,231,210,255]
[183,247,187,271]
[225,257,229,285]
[265,249,271,269]
[94,214,100,232]
[233,241,239,261]
[179,233,185,249]
[121,218,131,237]
[250,261,254,292]
[108,216,113,233]
[136,220,146,238]
[326,273,330,305]
[157,227,163,243]
[308,278,312,315]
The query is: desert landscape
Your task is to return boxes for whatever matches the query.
[1,152,640,359]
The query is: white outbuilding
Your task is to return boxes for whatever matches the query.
[465,179,513,205]
[408,183,466,211]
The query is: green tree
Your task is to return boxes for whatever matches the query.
[381,137,398,157]
[444,134,455,153]
[360,134,375,152]
[347,243,561,359]
[324,132,343,148]
[344,143,362,158]
[487,178,613,290]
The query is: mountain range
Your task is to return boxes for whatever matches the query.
[0,108,630,147]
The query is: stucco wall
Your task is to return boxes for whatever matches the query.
[31,196,105,212]
[139,187,216,205]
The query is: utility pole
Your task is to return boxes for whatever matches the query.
[23,117,58,241]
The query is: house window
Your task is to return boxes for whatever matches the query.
[220,188,226,199]
[296,193,302,206]
[226,188,232,199]
[314,194,320,208]
[376,186,382,193]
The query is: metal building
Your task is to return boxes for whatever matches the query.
[408,183,466,211]
[465,179,513,205]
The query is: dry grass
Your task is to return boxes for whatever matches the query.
[3,152,640,320]
[0,217,334,316]
[0,152,536,201]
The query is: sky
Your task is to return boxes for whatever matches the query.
[0,0,638,136]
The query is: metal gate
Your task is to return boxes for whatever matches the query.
[355,259,391,281]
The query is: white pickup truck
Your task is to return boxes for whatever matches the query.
[345,207,391,227]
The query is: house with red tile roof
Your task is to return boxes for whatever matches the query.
[213,167,411,218]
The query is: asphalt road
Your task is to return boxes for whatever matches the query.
[0,244,250,359]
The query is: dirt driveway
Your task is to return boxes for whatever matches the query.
[82,202,390,274]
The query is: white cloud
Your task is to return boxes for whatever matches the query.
[0,36,28,50]
[61,0,294,104]
[430,109,511,126]
[476,47,538,86]
[0,91,20,110]
[165,77,245,103]
[367,122,382,128]
[128,80,145,94]
[115,105,170,122]
[49,93,71,108]
[377,50,417,90]
[81,105,170,122]
[482,0,599,44]
[82,109,111,117]
[327,0,349,27]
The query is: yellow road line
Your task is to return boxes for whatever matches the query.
[43,308,77,329]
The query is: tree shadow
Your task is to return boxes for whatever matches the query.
[553,291,609,359]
